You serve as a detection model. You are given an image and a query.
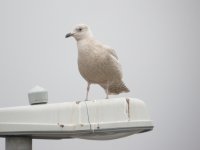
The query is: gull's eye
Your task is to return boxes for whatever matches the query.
[78,28,82,32]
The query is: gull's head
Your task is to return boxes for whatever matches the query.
[65,24,93,41]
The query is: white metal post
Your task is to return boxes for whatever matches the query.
[6,137,32,150]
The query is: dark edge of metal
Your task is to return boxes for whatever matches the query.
[0,126,153,139]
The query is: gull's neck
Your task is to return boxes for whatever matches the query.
[76,35,95,43]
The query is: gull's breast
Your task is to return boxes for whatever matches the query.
[78,49,122,84]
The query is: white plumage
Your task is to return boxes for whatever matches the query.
[65,24,129,100]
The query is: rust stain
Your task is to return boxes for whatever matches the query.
[57,123,64,128]
[60,124,64,128]
[76,101,81,104]
[97,124,100,129]
[126,98,130,121]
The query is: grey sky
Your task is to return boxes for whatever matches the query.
[0,0,199,150]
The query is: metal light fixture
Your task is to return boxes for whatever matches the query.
[0,86,154,150]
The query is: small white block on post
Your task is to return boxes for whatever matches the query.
[28,85,48,105]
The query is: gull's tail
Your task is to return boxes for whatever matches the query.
[101,81,130,95]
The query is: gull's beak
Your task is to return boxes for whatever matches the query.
[65,32,73,38]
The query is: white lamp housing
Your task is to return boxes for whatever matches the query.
[0,97,153,140]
